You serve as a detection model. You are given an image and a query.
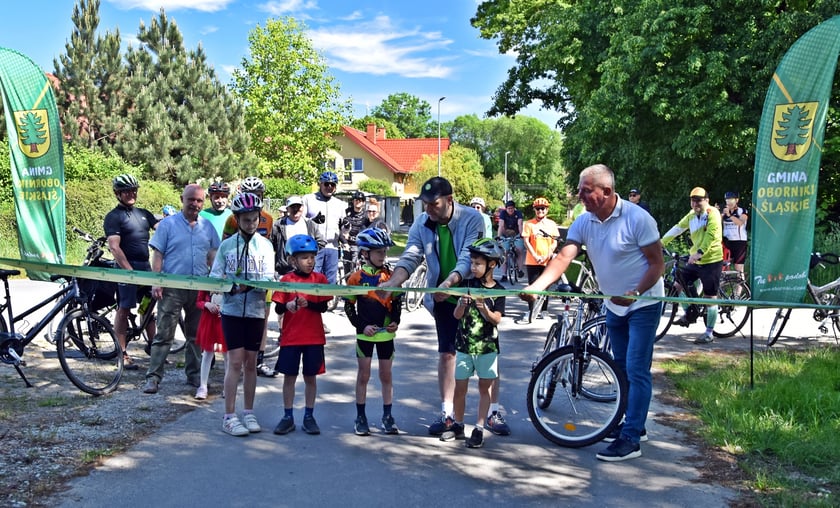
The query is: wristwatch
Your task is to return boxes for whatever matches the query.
[631,289,641,296]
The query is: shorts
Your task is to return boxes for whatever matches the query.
[455,351,499,380]
[275,344,326,376]
[117,260,151,308]
[433,300,459,353]
[723,239,747,265]
[221,315,265,351]
[356,339,395,360]
[680,261,723,297]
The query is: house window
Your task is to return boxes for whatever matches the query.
[344,158,364,172]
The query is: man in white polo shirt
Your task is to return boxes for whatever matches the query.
[523,163,664,462]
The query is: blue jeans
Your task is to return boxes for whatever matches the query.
[315,248,339,285]
[605,302,662,444]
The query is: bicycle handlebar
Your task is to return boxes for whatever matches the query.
[813,252,839,266]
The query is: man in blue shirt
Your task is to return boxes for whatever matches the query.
[143,184,220,394]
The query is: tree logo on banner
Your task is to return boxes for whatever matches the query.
[15,108,51,158]
[771,102,817,161]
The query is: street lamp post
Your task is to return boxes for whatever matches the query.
[437,96,446,176]
[504,151,511,201]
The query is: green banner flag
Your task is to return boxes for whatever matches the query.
[750,16,840,303]
[0,47,66,281]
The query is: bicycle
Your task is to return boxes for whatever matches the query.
[655,250,752,341]
[499,236,522,284]
[73,228,186,356]
[766,252,840,347]
[527,297,627,447]
[529,246,599,323]
[0,269,122,395]
[403,259,427,312]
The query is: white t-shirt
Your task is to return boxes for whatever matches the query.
[567,198,664,316]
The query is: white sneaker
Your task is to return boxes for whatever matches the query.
[194,385,208,400]
[222,416,249,437]
[242,413,261,433]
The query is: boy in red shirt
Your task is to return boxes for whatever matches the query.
[271,235,331,435]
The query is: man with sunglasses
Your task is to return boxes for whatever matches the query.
[628,188,652,215]
[302,171,347,286]
[105,174,159,371]
[661,187,724,344]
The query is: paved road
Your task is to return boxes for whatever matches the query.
[9,279,835,507]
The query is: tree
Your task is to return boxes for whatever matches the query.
[117,9,255,184]
[231,17,352,182]
[53,0,125,149]
[472,0,840,225]
[371,93,434,138]
[349,115,405,139]
[448,114,567,209]
[409,144,488,205]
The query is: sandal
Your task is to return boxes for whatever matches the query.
[123,354,139,371]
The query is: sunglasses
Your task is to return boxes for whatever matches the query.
[367,210,378,214]
[534,206,547,211]
[473,205,483,209]
[322,182,336,187]
[690,197,705,202]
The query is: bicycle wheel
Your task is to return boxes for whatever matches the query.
[527,346,627,448]
[404,264,427,312]
[56,309,122,396]
[507,252,518,283]
[713,279,752,338]
[766,308,791,347]
[655,285,679,342]
[534,323,562,409]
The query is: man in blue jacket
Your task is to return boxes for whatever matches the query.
[378,177,488,436]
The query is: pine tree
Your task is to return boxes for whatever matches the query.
[116,9,255,185]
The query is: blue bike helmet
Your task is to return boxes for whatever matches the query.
[162,204,177,216]
[286,234,319,255]
[356,227,394,251]
[319,171,339,184]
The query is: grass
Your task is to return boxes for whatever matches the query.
[661,347,840,506]
[389,231,407,258]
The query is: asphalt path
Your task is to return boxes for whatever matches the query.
[8,278,836,507]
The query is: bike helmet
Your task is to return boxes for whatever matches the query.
[286,234,319,255]
[162,204,177,216]
[724,191,739,199]
[240,176,265,193]
[533,197,550,208]
[356,227,394,251]
[469,197,486,208]
[208,181,230,195]
[352,190,365,200]
[231,192,263,214]
[467,237,503,262]
[113,174,139,191]
[319,171,339,184]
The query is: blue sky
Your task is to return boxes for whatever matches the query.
[0,0,561,128]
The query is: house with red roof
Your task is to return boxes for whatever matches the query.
[331,124,450,197]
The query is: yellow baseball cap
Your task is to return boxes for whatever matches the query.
[690,187,708,199]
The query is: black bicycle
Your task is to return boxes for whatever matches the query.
[73,228,187,357]
[527,298,627,447]
[0,269,122,396]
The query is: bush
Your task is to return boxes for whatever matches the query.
[359,178,395,197]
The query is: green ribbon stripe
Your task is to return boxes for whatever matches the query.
[1,257,836,311]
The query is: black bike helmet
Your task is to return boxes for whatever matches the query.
[113,174,139,191]
[467,237,503,262]
[231,192,263,214]
[356,227,394,251]
[352,190,365,200]
[208,181,230,194]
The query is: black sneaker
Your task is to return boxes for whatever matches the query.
[603,423,648,443]
[302,414,320,435]
[596,437,642,462]
[381,415,399,435]
[466,428,484,448]
[273,416,295,435]
[440,422,466,441]
[674,316,691,327]
[354,415,370,436]
[486,412,511,436]
[517,270,525,278]
[428,414,452,436]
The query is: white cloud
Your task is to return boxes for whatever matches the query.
[201,25,219,35]
[107,0,233,12]
[258,0,318,15]
[309,16,455,79]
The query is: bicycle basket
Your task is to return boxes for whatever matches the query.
[78,259,118,311]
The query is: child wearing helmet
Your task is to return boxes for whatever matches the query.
[270,234,332,436]
[222,176,273,240]
[343,227,402,436]
[209,192,276,437]
[442,238,506,449]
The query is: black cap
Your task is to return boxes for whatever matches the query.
[629,189,640,195]
[419,177,453,202]
[505,200,516,207]
[724,191,738,199]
